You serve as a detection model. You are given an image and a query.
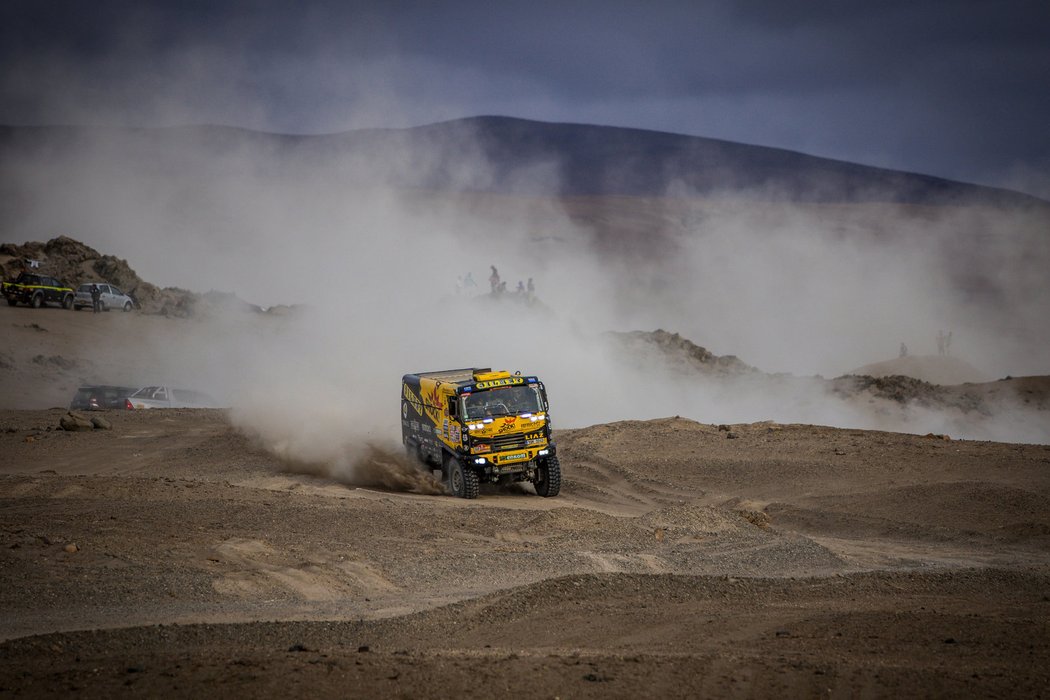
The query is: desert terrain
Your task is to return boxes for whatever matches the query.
[2,302,1050,697]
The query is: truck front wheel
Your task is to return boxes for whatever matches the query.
[448,457,479,499]
[534,455,561,497]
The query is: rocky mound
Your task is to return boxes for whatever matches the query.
[607,329,757,377]
[603,330,1050,431]
[0,236,264,316]
[829,373,951,408]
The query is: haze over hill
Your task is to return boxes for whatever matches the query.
[1,116,1048,395]
[2,241,1048,445]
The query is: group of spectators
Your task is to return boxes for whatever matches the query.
[456,265,536,303]
[899,330,954,358]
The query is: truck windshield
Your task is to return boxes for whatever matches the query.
[463,385,544,419]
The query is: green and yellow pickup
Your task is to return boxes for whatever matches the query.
[2,272,75,309]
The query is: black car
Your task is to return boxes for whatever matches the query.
[69,385,138,411]
[2,272,75,309]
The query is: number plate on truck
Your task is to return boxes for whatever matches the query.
[500,452,528,463]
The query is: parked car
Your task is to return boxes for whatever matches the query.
[127,386,219,409]
[69,385,138,411]
[73,283,135,312]
[2,272,75,309]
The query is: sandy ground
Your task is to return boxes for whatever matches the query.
[2,301,1050,697]
[2,406,1049,698]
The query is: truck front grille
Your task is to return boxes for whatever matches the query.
[490,434,526,451]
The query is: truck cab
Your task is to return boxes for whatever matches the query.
[402,368,561,499]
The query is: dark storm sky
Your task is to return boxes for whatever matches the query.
[2,0,1049,197]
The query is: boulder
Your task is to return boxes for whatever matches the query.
[59,413,93,432]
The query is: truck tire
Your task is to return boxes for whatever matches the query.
[62,294,73,310]
[448,456,479,499]
[30,293,43,309]
[534,455,561,497]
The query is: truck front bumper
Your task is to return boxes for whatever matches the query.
[469,444,555,473]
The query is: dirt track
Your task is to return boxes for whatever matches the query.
[2,408,1049,697]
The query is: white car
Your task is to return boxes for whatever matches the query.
[74,283,135,312]
[127,386,219,409]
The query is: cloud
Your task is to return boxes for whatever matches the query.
[3,0,1048,195]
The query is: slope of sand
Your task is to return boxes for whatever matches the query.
[2,409,1049,697]
[850,354,990,385]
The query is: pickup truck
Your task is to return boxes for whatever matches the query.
[2,272,75,309]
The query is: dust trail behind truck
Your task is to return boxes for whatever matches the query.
[401,368,560,499]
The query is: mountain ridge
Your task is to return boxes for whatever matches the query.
[1,116,1045,208]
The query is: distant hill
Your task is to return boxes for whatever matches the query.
[0,117,1045,207]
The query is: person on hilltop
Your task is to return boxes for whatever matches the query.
[527,277,535,302]
[489,265,500,294]
[90,283,102,314]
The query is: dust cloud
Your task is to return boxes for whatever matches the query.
[2,118,1049,462]
[265,441,446,495]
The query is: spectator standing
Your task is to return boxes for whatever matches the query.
[90,284,102,314]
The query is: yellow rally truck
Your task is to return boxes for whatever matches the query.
[402,368,560,499]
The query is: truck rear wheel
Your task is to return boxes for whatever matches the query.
[534,455,561,497]
[448,456,479,499]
